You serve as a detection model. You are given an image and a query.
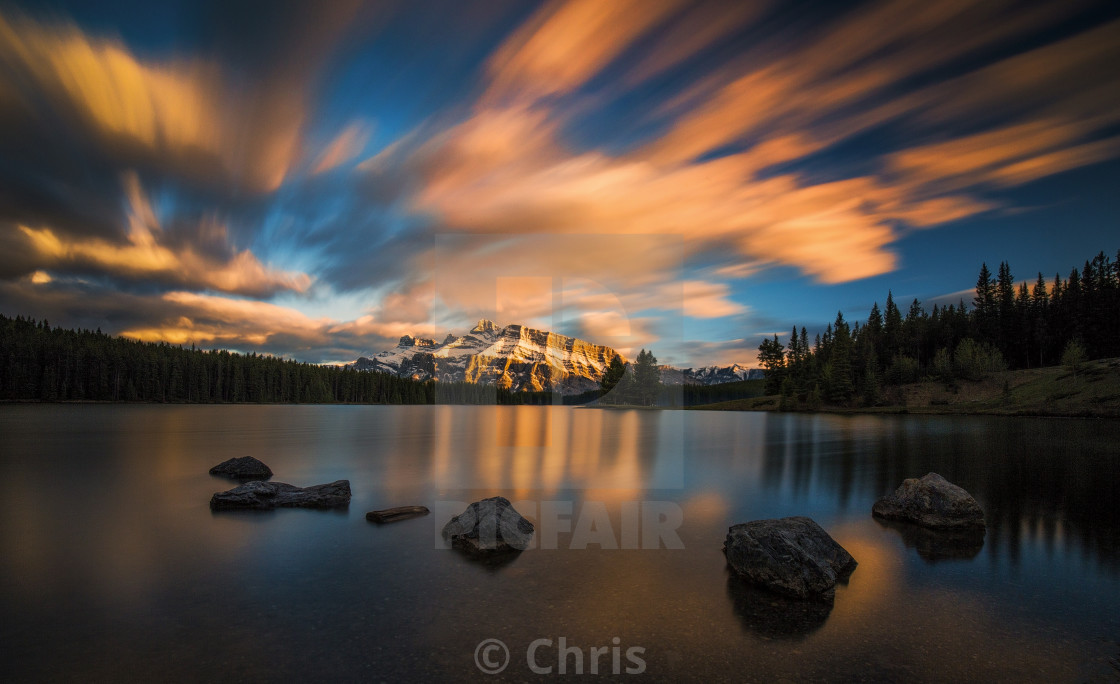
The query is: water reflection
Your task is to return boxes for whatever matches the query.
[725,574,832,639]
[432,406,681,494]
[874,518,986,563]
[1,405,1118,681]
[697,412,1120,569]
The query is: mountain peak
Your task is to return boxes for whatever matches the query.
[470,319,499,334]
[352,319,755,394]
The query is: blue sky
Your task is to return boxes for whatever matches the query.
[0,0,1117,366]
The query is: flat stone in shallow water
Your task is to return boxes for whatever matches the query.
[208,456,273,480]
[723,516,857,602]
[872,472,986,529]
[442,497,534,554]
[210,480,351,510]
[366,506,430,523]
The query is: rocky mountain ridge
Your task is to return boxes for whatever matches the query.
[349,319,757,394]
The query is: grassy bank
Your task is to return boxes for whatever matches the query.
[688,358,1120,418]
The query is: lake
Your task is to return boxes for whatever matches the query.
[1,405,1118,682]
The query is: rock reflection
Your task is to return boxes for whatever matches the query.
[875,518,985,563]
[449,547,525,573]
[725,573,832,640]
[724,412,1120,569]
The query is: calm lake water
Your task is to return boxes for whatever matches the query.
[1,405,1118,682]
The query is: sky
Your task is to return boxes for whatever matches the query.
[0,0,1117,367]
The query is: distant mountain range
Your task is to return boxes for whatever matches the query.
[348,319,760,394]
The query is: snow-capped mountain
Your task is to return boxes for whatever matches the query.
[667,364,765,385]
[349,319,619,394]
[349,319,759,394]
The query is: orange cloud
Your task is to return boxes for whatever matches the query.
[484,0,687,103]
[0,11,306,192]
[16,174,311,297]
[411,109,925,283]
[682,280,746,319]
[120,294,325,348]
[313,121,372,174]
[890,120,1093,190]
[392,0,1119,289]
[118,290,435,357]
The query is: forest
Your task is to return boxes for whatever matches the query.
[0,314,764,407]
[758,249,1120,407]
[0,314,569,405]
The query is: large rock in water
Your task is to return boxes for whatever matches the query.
[210,480,351,510]
[872,472,985,529]
[442,497,534,554]
[723,517,857,602]
[208,457,273,480]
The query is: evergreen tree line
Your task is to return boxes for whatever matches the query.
[597,349,665,406]
[757,249,1120,407]
[595,351,766,407]
[679,379,765,406]
[0,314,586,405]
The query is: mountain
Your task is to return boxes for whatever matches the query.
[349,319,758,394]
[350,319,618,394]
[662,364,765,385]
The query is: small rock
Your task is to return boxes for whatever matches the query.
[872,472,985,529]
[208,456,273,480]
[210,480,351,510]
[442,497,534,554]
[723,516,857,602]
[366,506,430,523]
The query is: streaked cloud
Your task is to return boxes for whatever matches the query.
[313,121,373,174]
[13,174,310,297]
[0,11,303,193]
[484,0,688,103]
[398,0,1118,288]
[0,0,1117,365]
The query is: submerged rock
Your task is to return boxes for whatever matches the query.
[723,516,857,602]
[442,497,534,554]
[872,472,985,529]
[210,480,351,510]
[208,457,273,480]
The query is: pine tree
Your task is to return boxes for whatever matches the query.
[884,292,902,362]
[974,262,996,342]
[828,312,854,404]
[632,349,661,406]
[599,355,626,396]
[1032,273,1049,367]
[757,334,786,395]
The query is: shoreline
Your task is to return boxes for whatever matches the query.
[686,358,1120,420]
[683,402,1120,420]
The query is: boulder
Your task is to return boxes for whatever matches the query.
[442,497,534,554]
[872,472,985,529]
[208,457,273,480]
[723,516,857,601]
[210,480,351,510]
